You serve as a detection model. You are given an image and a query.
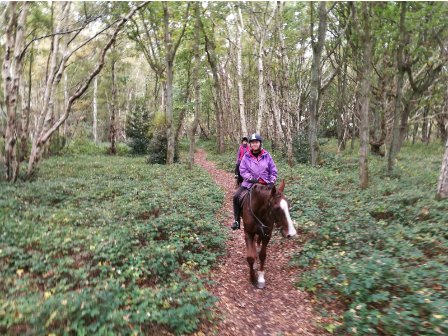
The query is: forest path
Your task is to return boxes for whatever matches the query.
[194,149,324,336]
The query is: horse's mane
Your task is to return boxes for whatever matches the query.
[252,184,280,199]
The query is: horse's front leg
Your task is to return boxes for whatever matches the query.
[244,231,257,283]
[257,237,271,289]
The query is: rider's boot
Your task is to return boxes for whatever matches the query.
[231,220,240,230]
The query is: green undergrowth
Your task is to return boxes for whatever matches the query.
[0,155,226,335]
[200,137,448,335]
[286,141,448,335]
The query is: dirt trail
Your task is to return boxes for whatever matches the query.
[195,149,324,336]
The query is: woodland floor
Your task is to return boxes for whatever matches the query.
[194,149,325,336]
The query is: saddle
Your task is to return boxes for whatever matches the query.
[238,189,249,208]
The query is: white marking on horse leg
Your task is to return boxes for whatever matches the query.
[280,199,297,238]
[258,271,265,283]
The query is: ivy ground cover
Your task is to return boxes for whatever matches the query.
[0,155,226,335]
[286,141,448,335]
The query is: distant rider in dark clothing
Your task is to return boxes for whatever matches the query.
[234,137,249,179]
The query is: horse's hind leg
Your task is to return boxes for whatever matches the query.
[244,231,257,283]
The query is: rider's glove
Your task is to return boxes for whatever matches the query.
[268,182,275,187]
[248,179,259,184]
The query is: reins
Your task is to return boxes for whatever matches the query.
[247,185,282,238]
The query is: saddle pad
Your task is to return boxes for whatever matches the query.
[238,189,249,206]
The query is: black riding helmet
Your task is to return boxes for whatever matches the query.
[241,137,248,143]
[248,133,262,144]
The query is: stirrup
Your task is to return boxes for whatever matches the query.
[231,221,240,230]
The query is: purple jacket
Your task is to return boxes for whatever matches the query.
[239,149,277,188]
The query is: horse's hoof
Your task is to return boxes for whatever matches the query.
[253,263,258,270]
[257,281,265,289]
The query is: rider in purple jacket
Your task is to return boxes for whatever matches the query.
[231,133,277,230]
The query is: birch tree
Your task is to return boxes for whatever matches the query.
[189,2,200,170]
[26,1,150,179]
[251,2,275,135]
[230,3,247,138]
[2,1,29,182]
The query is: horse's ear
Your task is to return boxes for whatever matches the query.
[277,179,285,193]
[270,185,276,197]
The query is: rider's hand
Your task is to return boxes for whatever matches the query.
[268,182,275,187]
[234,175,239,179]
[248,179,258,184]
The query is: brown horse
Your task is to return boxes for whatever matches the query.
[241,179,297,288]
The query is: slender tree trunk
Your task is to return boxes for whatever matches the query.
[353,2,373,188]
[412,123,418,144]
[108,57,116,155]
[422,106,428,142]
[3,2,28,182]
[233,4,247,137]
[203,22,225,154]
[427,120,433,146]
[351,112,355,150]
[163,2,189,164]
[436,137,448,199]
[276,1,293,166]
[308,2,326,165]
[189,3,200,170]
[93,76,98,143]
[388,1,406,171]
[20,43,33,162]
[268,81,284,151]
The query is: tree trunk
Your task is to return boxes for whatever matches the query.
[412,123,418,144]
[354,2,373,188]
[268,81,284,151]
[436,137,448,199]
[93,76,98,143]
[233,4,247,137]
[422,106,428,142]
[163,2,189,165]
[276,1,293,167]
[3,2,28,182]
[426,120,433,146]
[108,57,117,155]
[308,2,326,166]
[203,21,225,154]
[388,1,406,171]
[189,3,200,170]
[20,42,33,162]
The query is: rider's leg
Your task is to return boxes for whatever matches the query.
[231,186,247,230]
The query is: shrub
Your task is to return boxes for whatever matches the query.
[126,102,151,155]
[146,131,179,164]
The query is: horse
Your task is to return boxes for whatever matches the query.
[241,179,297,288]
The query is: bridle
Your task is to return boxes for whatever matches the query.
[247,185,282,238]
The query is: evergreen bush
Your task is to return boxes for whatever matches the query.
[126,102,151,155]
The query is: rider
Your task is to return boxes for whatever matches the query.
[231,133,277,230]
[234,137,249,178]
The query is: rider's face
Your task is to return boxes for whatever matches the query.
[250,140,261,151]
[242,140,247,145]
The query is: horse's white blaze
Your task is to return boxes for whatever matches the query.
[258,271,265,283]
[280,199,297,237]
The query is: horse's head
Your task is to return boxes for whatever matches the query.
[269,179,297,239]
